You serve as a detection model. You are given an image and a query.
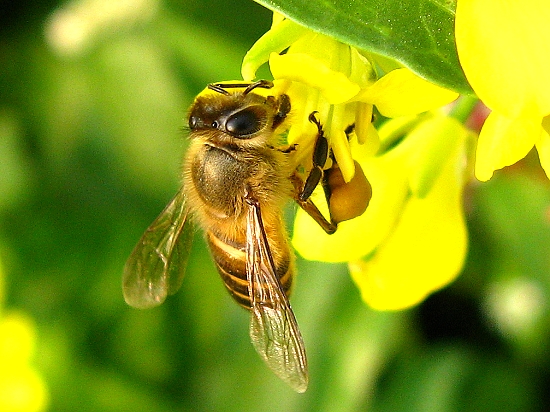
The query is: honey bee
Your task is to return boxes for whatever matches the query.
[123,80,370,393]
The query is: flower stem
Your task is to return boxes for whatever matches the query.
[449,95,478,123]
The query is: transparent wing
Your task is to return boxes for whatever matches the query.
[123,188,193,309]
[245,197,308,393]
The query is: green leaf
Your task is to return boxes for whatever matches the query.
[254,0,472,94]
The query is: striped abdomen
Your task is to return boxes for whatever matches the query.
[205,223,294,309]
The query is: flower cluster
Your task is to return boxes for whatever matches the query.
[242,14,471,310]
[455,0,550,181]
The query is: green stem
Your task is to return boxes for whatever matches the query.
[449,95,479,123]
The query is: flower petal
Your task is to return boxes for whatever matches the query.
[348,141,468,310]
[455,0,550,118]
[475,111,541,181]
[269,53,360,104]
[292,143,409,262]
[354,103,377,146]
[241,19,308,81]
[328,104,357,182]
[357,68,458,117]
[407,116,470,198]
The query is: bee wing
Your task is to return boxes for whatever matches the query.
[123,188,193,309]
[245,198,308,393]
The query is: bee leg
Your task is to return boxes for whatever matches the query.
[290,112,338,234]
[244,80,274,94]
[272,94,291,129]
[299,112,329,202]
[344,123,355,137]
[291,173,337,235]
[271,143,297,154]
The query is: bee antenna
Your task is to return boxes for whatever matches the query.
[208,83,231,95]
[243,80,274,95]
[207,80,274,96]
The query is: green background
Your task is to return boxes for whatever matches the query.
[0,0,549,410]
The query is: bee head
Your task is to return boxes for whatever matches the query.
[188,94,270,139]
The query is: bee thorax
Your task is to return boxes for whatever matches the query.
[191,145,250,217]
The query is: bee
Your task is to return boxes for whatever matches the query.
[123,80,370,393]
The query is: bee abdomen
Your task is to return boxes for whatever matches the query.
[206,230,293,309]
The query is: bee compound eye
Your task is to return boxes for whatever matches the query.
[225,107,265,137]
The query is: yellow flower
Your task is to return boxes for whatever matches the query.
[0,312,49,412]
[455,0,550,181]
[293,114,472,310]
[0,261,49,412]
[242,13,469,310]
[242,14,458,182]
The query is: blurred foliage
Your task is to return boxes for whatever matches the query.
[0,0,549,411]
